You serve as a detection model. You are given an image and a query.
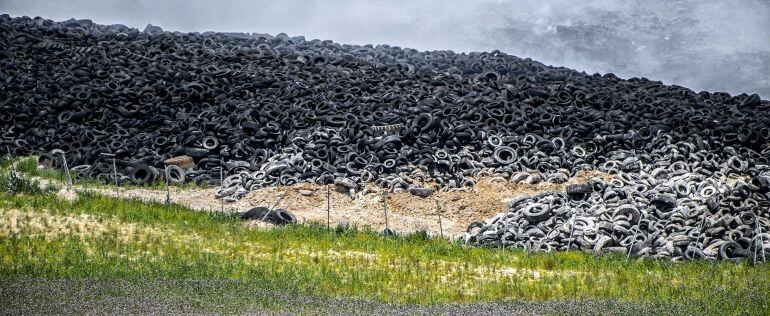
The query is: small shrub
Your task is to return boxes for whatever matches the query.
[0,170,55,195]
[14,156,40,175]
[403,230,431,242]
[0,154,13,169]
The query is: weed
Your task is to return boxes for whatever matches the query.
[0,170,54,195]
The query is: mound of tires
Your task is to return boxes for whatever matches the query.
[463,168,770,262]
[0,15,768,260]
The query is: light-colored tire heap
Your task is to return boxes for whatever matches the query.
[462,133,770,262]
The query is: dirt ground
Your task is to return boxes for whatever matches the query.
[38,169,611,238]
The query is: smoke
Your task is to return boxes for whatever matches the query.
[2,0,768,97]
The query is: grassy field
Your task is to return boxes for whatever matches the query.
[0,156,769,314]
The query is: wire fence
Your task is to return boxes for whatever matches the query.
[12,155,770,262]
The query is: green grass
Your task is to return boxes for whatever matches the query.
[1,157,769,314]
[1,192,769,313]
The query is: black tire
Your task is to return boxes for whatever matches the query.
[408,187,434,197]
[274,209,296,225]
[467,221,484,234]
[184,147,209,158]
[201,136,219,150]
[719,241,747,260]
[241,207,295,225]
[493,146,517,165]
[612,204,640,225]
[165,165,186,185]
[650,193,677,210]
[566,183,592,200]
[127,164,155,185]
[522,204,551,223]
[241,207,270,220]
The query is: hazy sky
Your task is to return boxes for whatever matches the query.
[2,0,768,97]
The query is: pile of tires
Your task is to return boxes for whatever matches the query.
[462,152,770,262]
[1,15,769,260]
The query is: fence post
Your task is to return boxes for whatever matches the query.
[627,227,637,259]
[381,190,389,233]
[326,185,331,231]
[58,152,72,188]
[567,213,575,251]
[164,166,171,206]
[756,220,765,264]
[64,157,72,188]
[112,158,118,198]
[435,199,443,239]
[692,215,707,261]
[213,167,224,213]
[761,221,767,263]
